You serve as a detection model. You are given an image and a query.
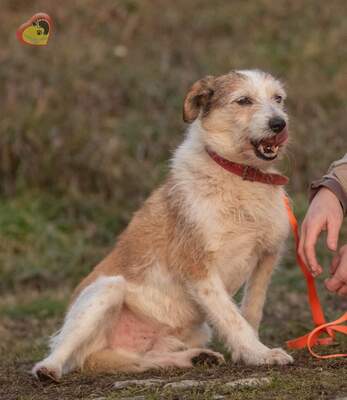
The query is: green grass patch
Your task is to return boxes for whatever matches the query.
[0,297,66,320]
[0,191,125,293]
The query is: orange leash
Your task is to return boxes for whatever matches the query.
[284,196,347,358]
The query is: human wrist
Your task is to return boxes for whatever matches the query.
[310,179,346,215]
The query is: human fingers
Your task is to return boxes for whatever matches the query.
[298,223,309,266]
[325,276,344,293]
[303,221,323,276]
[329,253,341,275]
[326,218,342,252]
[337,284,347,297]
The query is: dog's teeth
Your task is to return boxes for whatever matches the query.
[256,142,279,158]
[262,144,273,154]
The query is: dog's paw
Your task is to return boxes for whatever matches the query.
[262,347,293,365]
[190,349,225,367]
[32,360,62,382]
[233,346,293,366]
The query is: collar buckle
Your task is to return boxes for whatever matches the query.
[242,166,257,182]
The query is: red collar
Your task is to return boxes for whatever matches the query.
[206,147,289,186]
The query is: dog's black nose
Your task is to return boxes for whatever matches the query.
[269,117,286,134]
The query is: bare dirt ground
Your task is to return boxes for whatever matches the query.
[1,269,347,400]
[1,1,347,399]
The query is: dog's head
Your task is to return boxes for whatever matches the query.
[183,70,288,167]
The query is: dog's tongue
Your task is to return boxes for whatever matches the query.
[262,129,288,146]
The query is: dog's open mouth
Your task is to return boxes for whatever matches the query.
[251,129,288,161]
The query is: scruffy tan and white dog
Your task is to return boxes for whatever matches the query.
[33,69,293,382]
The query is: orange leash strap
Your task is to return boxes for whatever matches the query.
[284,196,347,358]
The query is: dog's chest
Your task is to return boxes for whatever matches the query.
[189,184,289,275]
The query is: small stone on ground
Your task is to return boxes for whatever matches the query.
[163,380,201,390]
[113,379,164,390]
[113,376,271,393]
[224,377,272,388]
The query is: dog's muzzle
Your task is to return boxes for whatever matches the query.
[251,128,288,161]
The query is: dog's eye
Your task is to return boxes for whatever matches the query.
[274,95,283,104]
[236,97,253,106]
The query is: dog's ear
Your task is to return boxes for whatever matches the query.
[183,76,215,123]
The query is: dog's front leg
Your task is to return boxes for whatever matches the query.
[189,271,293,365]
[241,253,279,334]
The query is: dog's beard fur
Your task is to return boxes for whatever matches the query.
[185,69,289,169]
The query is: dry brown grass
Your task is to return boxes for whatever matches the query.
[1,1,347,399]
[1,0,346,200]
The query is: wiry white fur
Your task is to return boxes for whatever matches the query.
[237,70,287,143]
[32,276,126,379]
[32,70,293,381]
[168,119,291,364]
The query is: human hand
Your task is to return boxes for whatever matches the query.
[325,245,347,296]
[298,187,343,276]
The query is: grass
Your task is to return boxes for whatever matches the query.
[1,0,347,198]
[2,360,347,400]
[0,191,124,293]
[1,193,347,400]
[1,0,347,399]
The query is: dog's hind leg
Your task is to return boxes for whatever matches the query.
[32,276,125,381]
[84,347,225,373]
[84,348,154,373]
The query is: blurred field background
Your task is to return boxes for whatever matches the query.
[1,0,347,399]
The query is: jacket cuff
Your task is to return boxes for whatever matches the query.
[310,177,347,215]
